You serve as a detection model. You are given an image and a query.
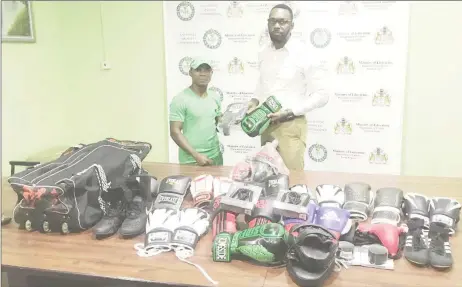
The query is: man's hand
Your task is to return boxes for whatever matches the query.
[267,110,294,124]
[194,153,213,166]
[246,99,259,115]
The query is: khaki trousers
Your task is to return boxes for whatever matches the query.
[261,117,307,171]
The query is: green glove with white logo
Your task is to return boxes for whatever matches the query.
[212,223,288,266]
[241,96,282,137]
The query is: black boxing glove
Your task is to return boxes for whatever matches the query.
[244,175,288,228]
[265,174,289,197]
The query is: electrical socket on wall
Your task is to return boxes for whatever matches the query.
[101,61,111,70]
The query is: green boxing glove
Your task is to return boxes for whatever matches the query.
[241,96,282,137]
[212,223,288,266]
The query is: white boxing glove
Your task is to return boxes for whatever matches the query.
[190,174,214,209]
[170,208,218,285]
[134,208,179,257]
[316,184,344,208]
[171,208,210,255]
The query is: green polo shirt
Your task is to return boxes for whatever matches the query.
[169,87,222,164]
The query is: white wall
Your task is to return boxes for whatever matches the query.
[402,2,462,178]
[2,1,461,179]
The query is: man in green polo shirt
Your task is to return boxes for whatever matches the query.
[169,57,223,166]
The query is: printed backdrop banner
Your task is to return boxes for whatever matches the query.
[163,1,410,175]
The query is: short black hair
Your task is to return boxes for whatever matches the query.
[270,4,293,20]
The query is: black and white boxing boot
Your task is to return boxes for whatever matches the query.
[403,218,429,266]
[403,193,430,266]
[428,222,453,269]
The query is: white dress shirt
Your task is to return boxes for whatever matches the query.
[254,37,329,116]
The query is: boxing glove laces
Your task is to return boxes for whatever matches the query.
[133,208,178,257]
[171,208,218,285]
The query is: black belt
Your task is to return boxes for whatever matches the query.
[279,115,304,123]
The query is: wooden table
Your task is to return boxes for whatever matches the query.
[2,162,462,287]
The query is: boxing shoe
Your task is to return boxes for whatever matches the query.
[119,195,148,238]
[428,222,453,269]
[119,174,158,238]
[403,193,430,266]
[404,218,429,266]
[93,199,127,240]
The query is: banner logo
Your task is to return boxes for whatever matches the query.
[203,29,222,49]
[227,1,244,18]
[372,88,391,106]
[308,143,328,162]
[310,28,331,48]
[209,86,224,102]
[375,26,394,45]
[176,1,195,21]
[228,57,245,74]
[369,148,388,164]
[336,56,356,74]
[334,118,353,135]
[178,56,193,75]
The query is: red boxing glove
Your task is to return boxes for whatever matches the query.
[211,196,237,239]
[210,177,238,239]
[357,222,408,259]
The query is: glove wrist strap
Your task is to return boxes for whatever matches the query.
[371,206,401,225]
[409,214,430,228]
[212,233,232,262]
[146,227,173,247]
[171,226,199,251]
[134,228,173,257]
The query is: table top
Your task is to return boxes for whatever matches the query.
[2,162,462,287]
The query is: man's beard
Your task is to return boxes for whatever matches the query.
[269,32,289,44]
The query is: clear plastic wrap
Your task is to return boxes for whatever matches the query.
[229,140,289,183]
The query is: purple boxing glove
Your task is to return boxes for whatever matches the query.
[313,206,351,240]
[282,202,318,234]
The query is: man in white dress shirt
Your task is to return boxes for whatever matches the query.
[247,4,329,170]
